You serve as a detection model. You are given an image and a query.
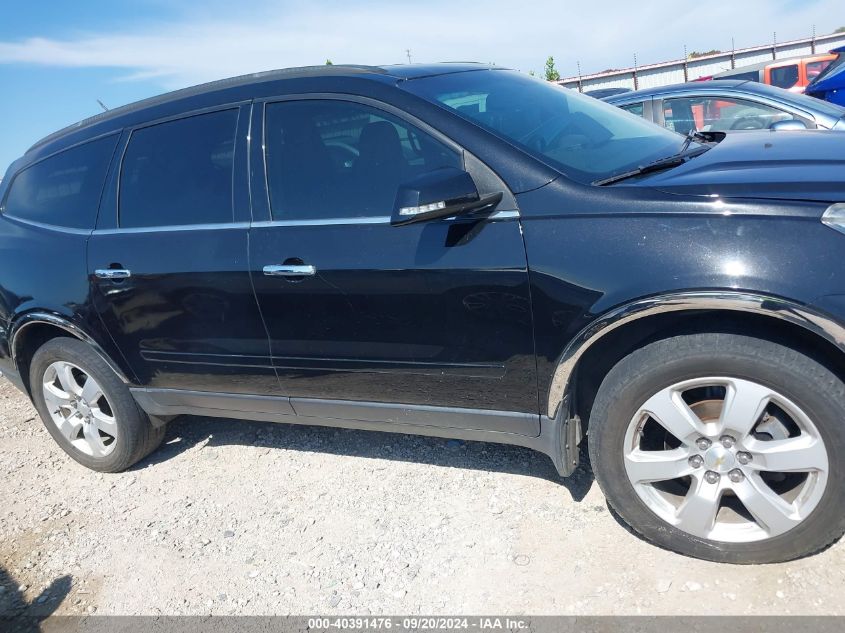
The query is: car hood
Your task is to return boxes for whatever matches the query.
[634,130,845,203]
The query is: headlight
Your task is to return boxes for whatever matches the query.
[821,203,845,235]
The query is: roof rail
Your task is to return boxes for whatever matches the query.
[27,65,385,154]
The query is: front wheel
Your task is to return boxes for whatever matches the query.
[588,332,845,563]
[30,337,165,473]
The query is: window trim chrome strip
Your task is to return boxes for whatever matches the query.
[88,210,519,234]
[92,221,250,235]
[1,214,93,235]
[250,209,519,228]
[251,216,389,228]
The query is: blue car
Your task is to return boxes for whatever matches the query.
[806,46,845,106]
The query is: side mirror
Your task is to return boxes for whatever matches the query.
[391,167,503,226]
[770,119,809,131]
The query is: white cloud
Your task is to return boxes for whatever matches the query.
[0,0,839,89]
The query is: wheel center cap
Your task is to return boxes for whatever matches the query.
[77,401,92,417]
[703,445,736,472]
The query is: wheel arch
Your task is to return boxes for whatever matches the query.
[10,312,131,395]
[548,291,845,423]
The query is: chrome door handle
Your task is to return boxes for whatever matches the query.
[94,269,131,280]
[263,264,316,277]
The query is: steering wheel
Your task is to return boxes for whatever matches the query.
[730,116,765,131]
[518,113,571,150]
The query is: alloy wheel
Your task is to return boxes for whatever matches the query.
[623,376,828,543]
[42,360,118,458]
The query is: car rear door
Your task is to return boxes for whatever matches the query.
[88,104,285,400]
[248,96,539,435]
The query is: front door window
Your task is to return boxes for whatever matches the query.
[663,96,791,134]
[264,100,461,220]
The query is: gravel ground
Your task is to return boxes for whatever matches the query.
[1,377,845,617]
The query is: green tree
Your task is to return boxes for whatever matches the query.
[835,26,845,33]
[325,59,333,65]
[688,49,722,59]
[544,56,560,82]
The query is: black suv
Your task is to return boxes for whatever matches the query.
[2,64,845,564]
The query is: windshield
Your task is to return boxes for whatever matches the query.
[401,69,686,184]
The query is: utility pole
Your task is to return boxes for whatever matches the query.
[406,49,412,64]
[811,24,817,54]
[96,99,109,112]
[683,45,689,82]
[731,36,736,69]
[577,61,583,93]
[632,53,639,90]
[772,31,777,60]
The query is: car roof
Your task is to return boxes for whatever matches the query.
[378,63,496,79]
[26,62,496,156]
[710,53,837,77]
[767,52,836,68]
[602,78,845,110]
[604,80,750,102]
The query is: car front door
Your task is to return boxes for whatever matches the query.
[88,104,285,400]
[248,97,539,435]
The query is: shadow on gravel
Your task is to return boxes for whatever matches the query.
[0,564,71,631]
[134,415,595,501]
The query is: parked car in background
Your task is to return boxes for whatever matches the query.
[764,54,835,93]
[806,46,845,107]
[707,53,835,93]
[604,80,845,134]
[5,64,845,565]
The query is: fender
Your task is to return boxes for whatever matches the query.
[545,290,845,420]
[9,311,131,384]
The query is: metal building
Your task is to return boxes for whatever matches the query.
[559,32,845,92]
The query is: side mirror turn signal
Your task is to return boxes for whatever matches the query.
[391,167,502,226]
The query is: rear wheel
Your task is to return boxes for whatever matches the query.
[30,337,164,473]
[588,332,845,563]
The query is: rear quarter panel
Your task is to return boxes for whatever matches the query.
[0,215,132,383]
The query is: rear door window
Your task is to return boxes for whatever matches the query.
[770,65,800,89]
[3,135,118,229]
[119,109,238,228]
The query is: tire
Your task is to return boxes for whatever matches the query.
[588,332,845,563]
[29,337,165,473]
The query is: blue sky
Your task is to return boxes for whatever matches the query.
[0,0,841,174]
